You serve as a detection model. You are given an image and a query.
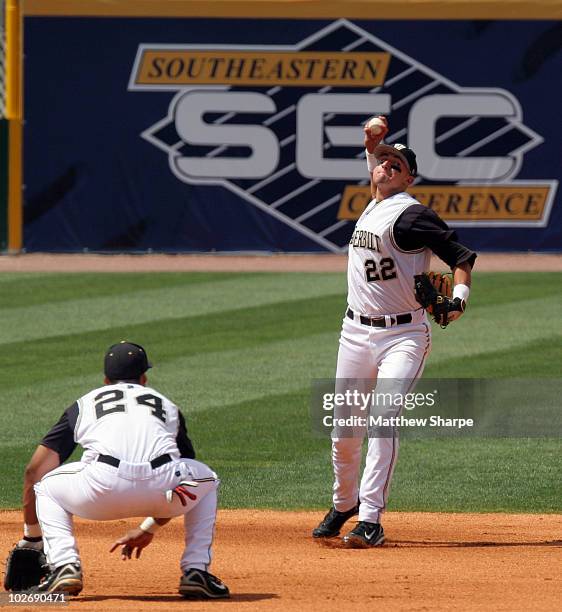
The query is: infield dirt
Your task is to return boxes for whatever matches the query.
[1,510,561,611]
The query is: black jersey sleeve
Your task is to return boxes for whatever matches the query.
[40,402,79,463]
[177,410,196,459]
[394,204,477,269]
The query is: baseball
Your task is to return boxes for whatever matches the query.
[367,117,386,136]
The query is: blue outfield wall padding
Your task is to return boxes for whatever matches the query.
[23,17,562,252]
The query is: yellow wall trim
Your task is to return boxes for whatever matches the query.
[8,119,22,252]
[22,0,562,20]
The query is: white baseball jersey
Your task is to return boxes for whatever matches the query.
[347,192,431,315]
[75,383,182,464]
[36,381,219,573]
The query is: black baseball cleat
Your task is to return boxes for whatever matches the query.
[179,568,230,599]
[312,504,360,538]
[343,521,385,548]
[28,562,83,596]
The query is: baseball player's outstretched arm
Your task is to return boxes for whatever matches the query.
[23,445,60,526]
[363,116,388,199]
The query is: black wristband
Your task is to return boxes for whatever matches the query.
[23,535,43,543]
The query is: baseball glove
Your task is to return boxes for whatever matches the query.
[426,271,452,303]
[3,547,48,591]
[414,272,464,328]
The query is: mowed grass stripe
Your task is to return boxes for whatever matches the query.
[0,272,47,284]
[0,327,340,439]
[427,295,561,359]
[425,337,562,377]
[0,445,40,506]
[0,272,240,308]
[182,391,332,509]
[391,438,562,513]
[148,330,339,412]
[2,285,559,419]
[0,273,345,345]
[2,273,559,421]
[0,294,344,391]
[1,269,558,309]
[2,278,559,388]
[466,272,562,307]
[6,326,558,442]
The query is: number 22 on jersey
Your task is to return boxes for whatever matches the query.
[364,257,397,282]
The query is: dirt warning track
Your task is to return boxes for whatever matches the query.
[0,252,561,273]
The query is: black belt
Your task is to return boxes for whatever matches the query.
[347,308,412,328]
[97,453,172,469]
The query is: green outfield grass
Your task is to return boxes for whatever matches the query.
[0,272,560,512]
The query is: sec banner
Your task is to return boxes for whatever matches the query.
[21,8,561,252]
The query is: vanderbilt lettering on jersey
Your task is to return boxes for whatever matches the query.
[347,194,431,315]
[349,229,382,252]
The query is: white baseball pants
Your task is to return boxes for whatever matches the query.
[332,310,431,524]
[34,457,219,572]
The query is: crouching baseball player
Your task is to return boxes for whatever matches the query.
[13,341,229,599]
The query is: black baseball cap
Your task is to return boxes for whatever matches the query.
[104,341,152,381]
[373,143,418,176]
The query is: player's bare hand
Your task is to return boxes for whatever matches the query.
[109,528,154,560]
[364,116,389,152]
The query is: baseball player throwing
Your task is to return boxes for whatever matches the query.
[18,341,229,598]
[313,117,476,547]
